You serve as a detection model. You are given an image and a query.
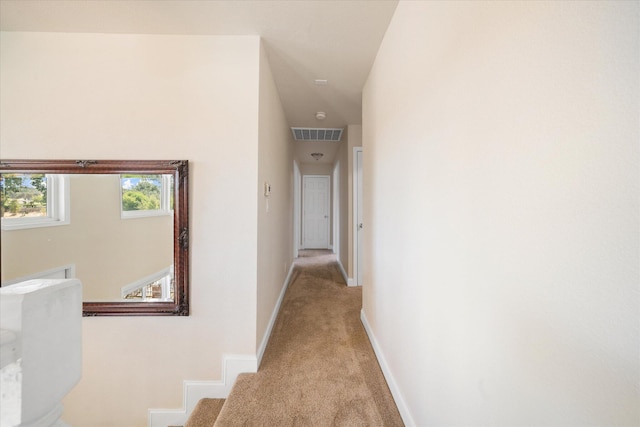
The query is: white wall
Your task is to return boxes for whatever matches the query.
[1,32,261,426]
[256,41,294,353]
[363,1,639,426]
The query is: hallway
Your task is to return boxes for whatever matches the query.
[213,250,403,425]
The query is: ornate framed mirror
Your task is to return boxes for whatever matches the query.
[0,159,189,316]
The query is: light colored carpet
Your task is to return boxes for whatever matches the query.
[185,398,226,427]
[213,250,404,426]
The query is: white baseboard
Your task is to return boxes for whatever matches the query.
[336,259,355,287]
[257,263,295,367]
[360,309,415,427]
[148,354,257,427]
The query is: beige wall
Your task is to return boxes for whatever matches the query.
[332,125,362,279]
[334,129,349,274]
[299,162,333,176]
[1,32,261,426]
[1,174,172,300]
[256,41,294,351]
[363,1,638,426]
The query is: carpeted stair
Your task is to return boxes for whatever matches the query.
[182,398,226,427]
[182,251,403,426]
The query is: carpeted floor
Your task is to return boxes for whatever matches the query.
[185,399,226,427]
[213,250,404,426]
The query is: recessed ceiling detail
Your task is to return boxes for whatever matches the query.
[291,128,343,142]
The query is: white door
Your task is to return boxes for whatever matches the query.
[303,175,330,249]
[293,161,301,258]
[354,148,363,286]
[332,162,340,258]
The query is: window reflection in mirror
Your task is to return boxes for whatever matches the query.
[120,174,174,218]
[1,173,69,230]
[1,173,48,218]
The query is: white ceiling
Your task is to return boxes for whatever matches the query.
[0,0,398,164]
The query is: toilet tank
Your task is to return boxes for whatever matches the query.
[0,279,82,426]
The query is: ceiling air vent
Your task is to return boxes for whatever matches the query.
[291,128,343,142]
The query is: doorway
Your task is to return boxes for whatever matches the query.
[332,161,340,259]
[302,175,330,249]
[353,147,363,286]
[293,161,301,258]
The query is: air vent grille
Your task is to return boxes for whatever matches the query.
[291,128,343,142]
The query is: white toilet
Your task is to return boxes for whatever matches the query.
[0,279,82,427]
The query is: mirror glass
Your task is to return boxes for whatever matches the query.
[0,160,189,316]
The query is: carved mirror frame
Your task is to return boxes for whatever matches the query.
[0,159,189,316]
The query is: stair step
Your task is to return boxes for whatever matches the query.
[184,398,226,427]
[211,373,257,426]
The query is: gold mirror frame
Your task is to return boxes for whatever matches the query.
[0,159,189,316]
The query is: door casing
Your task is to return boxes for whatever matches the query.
[353,147,363,286]
[302,175,331,249]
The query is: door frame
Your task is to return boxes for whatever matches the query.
[353,147,363,286]
[332,161,340,258]
[293,161,301,258]
[302,175,331,249]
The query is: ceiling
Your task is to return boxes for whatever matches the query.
[0,0,399,164]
